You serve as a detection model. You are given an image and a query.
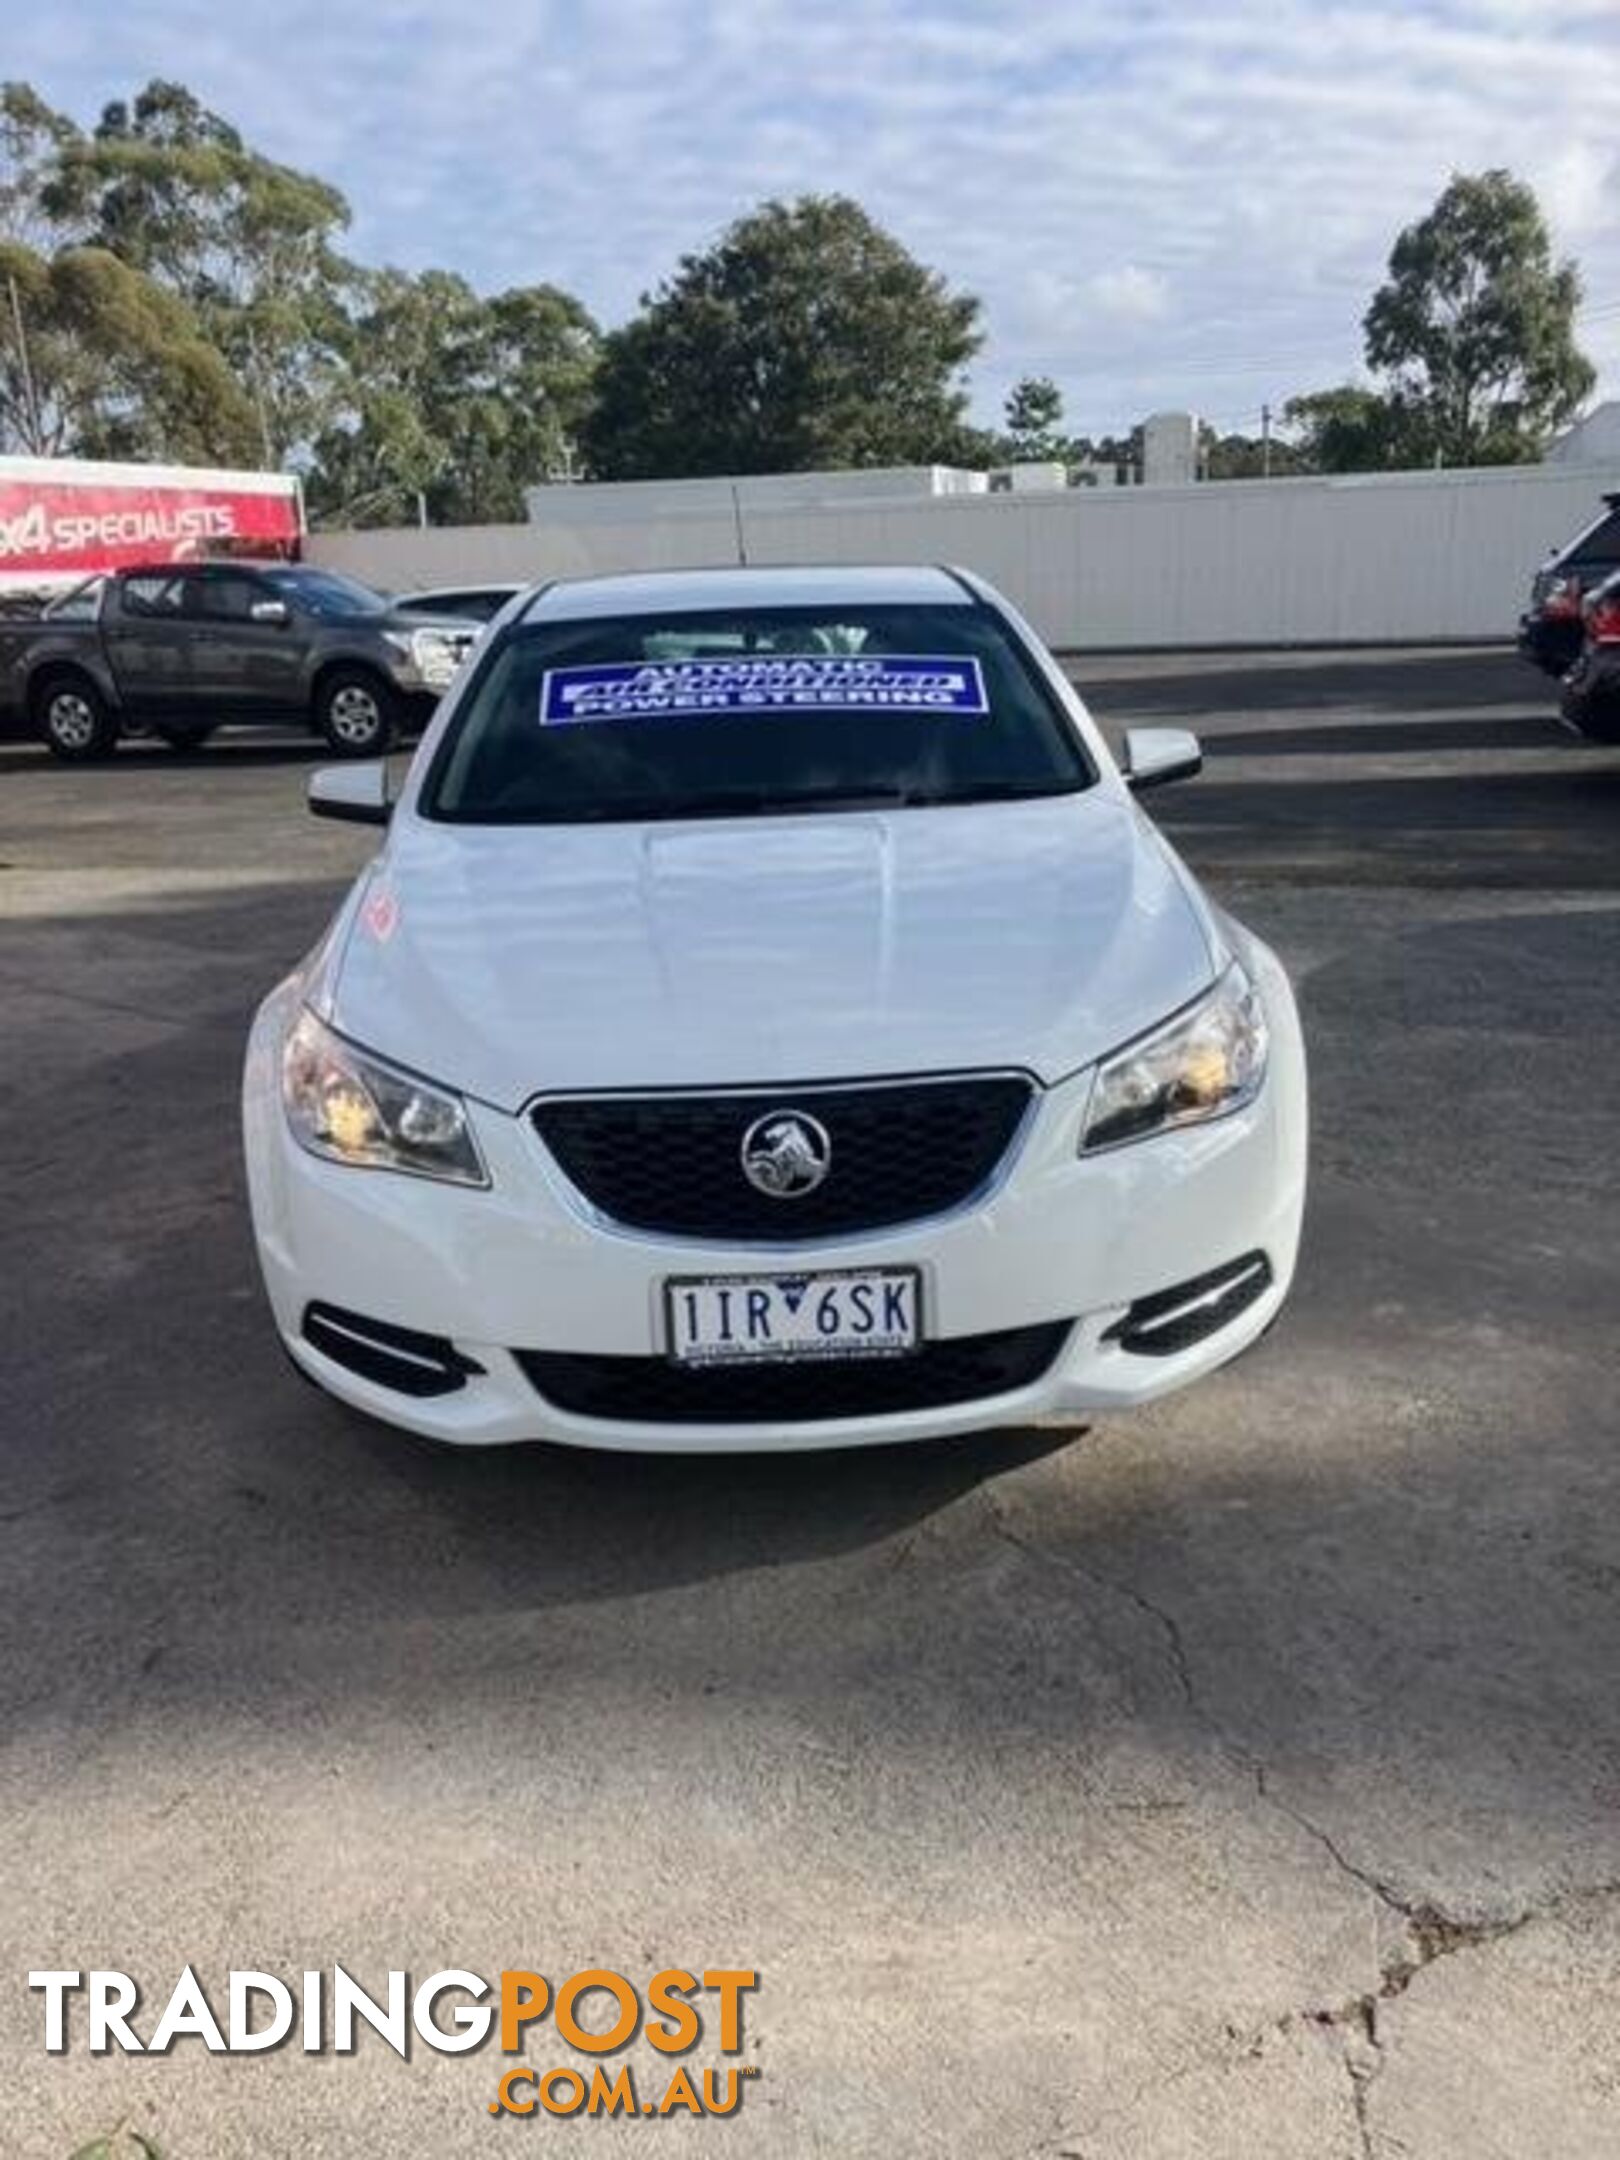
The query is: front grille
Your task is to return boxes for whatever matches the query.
[531,1076,1034,1242]
[302,1302,483,1397]
[514,1320,1071,1425]
[1102,1253,1273,1358]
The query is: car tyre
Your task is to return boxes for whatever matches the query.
[34,673,118,762]
[316,669,398,758]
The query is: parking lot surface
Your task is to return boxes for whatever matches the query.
[2,648,1618,2156]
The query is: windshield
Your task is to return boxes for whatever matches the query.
[398,588,516,622]
[424,602,1093,824]
[263,566,388,618]
[43,577,104,621]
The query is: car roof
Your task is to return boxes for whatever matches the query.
[401,583,525,600]
[120,558,295,578]
[522,564,972,623]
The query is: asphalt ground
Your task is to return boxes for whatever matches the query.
[1,647,1618,2157]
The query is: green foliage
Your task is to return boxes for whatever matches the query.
[1003,374,1065,461]
[0,83,266,462]
[1199,429,1304,481]
[582,195,981,478]
[1282,385,1417,474]
[0,82,82,251]
[1,73,602,508]
[42,79,355,460]
[307,268,598,526]
[0,236,258,460]
[1362,169,1592,464]
[1288,170,1594,473]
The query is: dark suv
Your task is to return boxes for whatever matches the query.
[0,560,476,760]
[1518,493,1620,677]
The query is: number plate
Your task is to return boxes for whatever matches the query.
[664,1267,921,1365]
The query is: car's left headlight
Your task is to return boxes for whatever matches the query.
[1081,962,1268,1152]
[383,627,466,691]
[281,1007,488,1186]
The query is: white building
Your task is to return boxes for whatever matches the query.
[1545,401,1620,466]
[1141,412,1201,487]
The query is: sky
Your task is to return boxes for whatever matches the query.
[10,0,1620,439]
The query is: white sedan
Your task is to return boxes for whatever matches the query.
[243,565,1306,1451]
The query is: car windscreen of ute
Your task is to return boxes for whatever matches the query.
[424,603,1095,823]
[261,565,390,617]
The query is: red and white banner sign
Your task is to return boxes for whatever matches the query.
[0,459,302,585]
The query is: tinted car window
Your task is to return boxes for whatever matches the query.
[398,589,511,621]
[1565,508,1620,566]
[262,567,388,618]
[43,578,104,622]
[192,573,267,621]
[426,602,1092,825]
[120,574,188,617]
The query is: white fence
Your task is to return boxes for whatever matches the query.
[308,459,1620,649]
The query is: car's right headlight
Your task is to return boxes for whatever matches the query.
[1081,963,1268,1152]
[281,1007,488,1186]
[381,627,468,690]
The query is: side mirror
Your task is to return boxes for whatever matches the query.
[309,762,390,827]
[250,597,290,626]
[1123,726,1202,792]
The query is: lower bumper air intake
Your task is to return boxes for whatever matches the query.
[514,1320,1074,1425]
[301,1303,484,1398]
[1103,1253,1274,1358]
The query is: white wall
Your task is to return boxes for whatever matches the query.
[311,510,745,592]
[522,464,987,523]
[309,459,1620,649]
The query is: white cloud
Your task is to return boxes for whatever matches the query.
[6,0,1619,434]
[1086,267,1171,326]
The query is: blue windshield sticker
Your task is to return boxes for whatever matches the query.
[538,655,989,725]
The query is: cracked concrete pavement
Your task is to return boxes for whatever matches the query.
[1,648,1618,2155]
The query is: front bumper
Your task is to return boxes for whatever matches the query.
[243,943,1308,1452]
[380,661,453,732]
